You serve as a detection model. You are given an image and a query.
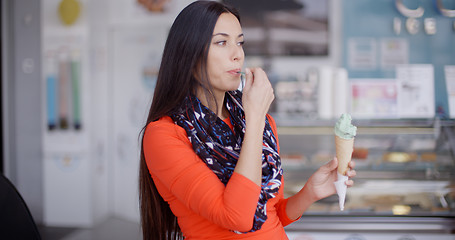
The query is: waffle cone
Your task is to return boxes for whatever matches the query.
[335,135,354,175]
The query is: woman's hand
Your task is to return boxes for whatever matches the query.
[241,67,274,126]
[234,68,274,186]
[305,158,356,202]
[285,157,356,220]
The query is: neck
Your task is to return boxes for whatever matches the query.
[195,88,228,119]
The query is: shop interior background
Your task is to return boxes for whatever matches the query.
[2,0,455,239]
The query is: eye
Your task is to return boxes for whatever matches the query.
[237,41,245,46]
[215,40,226,46]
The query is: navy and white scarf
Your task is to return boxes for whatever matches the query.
[171,90,282,233]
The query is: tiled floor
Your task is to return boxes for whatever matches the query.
[38,217,142,240]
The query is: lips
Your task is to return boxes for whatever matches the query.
[228,69,241,75]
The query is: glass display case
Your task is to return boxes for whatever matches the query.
[275,117,455,236]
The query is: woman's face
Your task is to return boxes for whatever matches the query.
[205,13,244,95]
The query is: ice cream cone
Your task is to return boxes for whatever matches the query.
[335,135,354,175]
[333,113,356,211]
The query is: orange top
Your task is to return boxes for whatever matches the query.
[143,115,299,239]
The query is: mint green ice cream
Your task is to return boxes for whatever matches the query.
[334,113,357,139]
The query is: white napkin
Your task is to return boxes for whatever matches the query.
[334,172,349,211]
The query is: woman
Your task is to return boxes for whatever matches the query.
[139,1,356,240]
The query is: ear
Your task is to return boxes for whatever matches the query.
[192,62,202,81]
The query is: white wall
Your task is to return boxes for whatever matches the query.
[107,0,187,223]
[41,0,110,226]
[38,0,194,226]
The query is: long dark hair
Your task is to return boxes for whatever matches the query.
[139,1,240,239]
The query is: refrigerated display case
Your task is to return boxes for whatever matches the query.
[276,117,455,238]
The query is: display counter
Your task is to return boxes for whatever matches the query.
[276,117,455,237]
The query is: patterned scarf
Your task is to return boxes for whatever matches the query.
[171,90,282,233]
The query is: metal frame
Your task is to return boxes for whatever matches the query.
[1,0,43,223]
[286,216,455,233]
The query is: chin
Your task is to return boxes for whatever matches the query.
[227,86,240,92]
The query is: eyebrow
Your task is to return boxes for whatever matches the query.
[212,33,244,38]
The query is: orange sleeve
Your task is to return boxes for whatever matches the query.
[143,117,261,232]
[275,192,302,226]
[267,114,302,226]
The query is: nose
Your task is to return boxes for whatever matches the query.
[232,45,244,62]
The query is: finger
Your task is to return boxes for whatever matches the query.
[243,68,254,89]
[250,68,267,84]
[323,157,338,172]
[332,157,338,167]
[249,67,259,76]
[348,160,356,169]
[345,179,354,187]
[346,169,356,178]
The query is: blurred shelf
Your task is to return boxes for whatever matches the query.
[271,113,455,128]
[276,114,455,219]
[284,169,455,181]
[277,126,436,135]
